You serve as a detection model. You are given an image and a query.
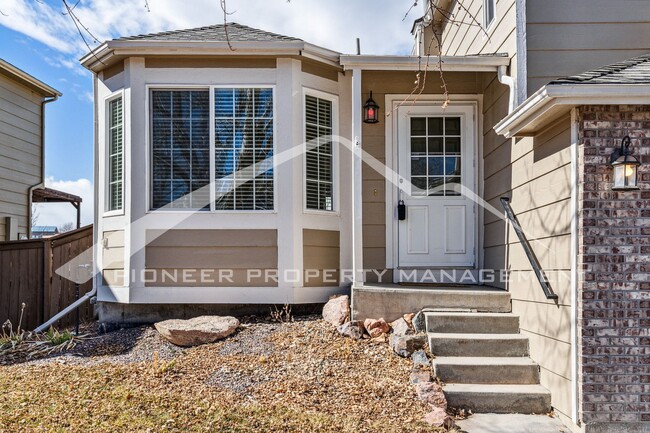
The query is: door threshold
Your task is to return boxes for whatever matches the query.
[393,268,481,285]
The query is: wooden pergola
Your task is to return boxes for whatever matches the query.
[32,187,83,229]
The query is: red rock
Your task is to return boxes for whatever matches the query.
[363,318,390,338]
[423,407,454,428]
[403,313,416,328]
[414,381,447,409]
[390,317,413,336]
[322,295,350,326]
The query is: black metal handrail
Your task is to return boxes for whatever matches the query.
[500,197,559,301]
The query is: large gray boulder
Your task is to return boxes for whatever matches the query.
[155,315,239,347]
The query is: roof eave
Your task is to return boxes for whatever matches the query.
[339,54,510,72]
[0,59,61,97]
[495,84,650,138]
[81,40,342,72]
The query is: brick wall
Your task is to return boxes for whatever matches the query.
[578,105,650,429]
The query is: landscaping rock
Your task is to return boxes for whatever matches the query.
[409,369,431,384]
[155,316,239,347]
[390,317,413,336]
[337,321,363,339]
[415,381,447,409]
[322,295,350,326]
[423,407,454,428]
[403,312,416,329]
[412,311,426,333]
[411,350,429,369]
[390,333,427,357]
[364,318,390,338]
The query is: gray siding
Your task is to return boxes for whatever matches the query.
[525,0,650,95]
[0,73,43,240]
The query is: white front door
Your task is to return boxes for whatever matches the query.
[397,105,476,267]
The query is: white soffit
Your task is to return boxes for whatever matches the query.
[340,55,510,72]
[495,84,650,138]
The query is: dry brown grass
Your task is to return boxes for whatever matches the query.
[0,318,445,433]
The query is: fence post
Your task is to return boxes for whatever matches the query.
[42,239,53,327]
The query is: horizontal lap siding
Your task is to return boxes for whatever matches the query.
[303,229,340,287]
[0,74,43,240]
[144,229,278,287]
[525,0,650,95]
[483,77,574,419]
[102,231,124,287]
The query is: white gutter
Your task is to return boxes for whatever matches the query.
[495,83,650,137]
[340,54,510,72]
[498,65,516,113]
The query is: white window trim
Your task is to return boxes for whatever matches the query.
[483,0,496,32]
[104,90,125,217]
[145,84,277,214]
[302,87,340,216]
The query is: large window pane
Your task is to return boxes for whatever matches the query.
[107,97,123,211]
[214,88,274,210]
[151,90,210,209]
[305,94,333,211]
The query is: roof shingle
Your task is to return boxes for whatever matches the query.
[550,53,650,85]
[116,22,302,43]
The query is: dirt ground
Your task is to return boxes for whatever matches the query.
[0,315,445,433]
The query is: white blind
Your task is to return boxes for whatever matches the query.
[107,97,123,211]
[305,95,333,211]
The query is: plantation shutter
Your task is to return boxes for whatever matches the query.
[305,95,333,211]
[107,97,123,211]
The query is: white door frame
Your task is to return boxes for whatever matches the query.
[384,95,483,272]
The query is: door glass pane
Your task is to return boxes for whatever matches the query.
[411,137,426,154]
[408,115,463,197]
[428,117,443,135]
[411,157,427,175]
[411,117,426,136]
[445,117,461,135]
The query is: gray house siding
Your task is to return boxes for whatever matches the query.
[0,73,44,240]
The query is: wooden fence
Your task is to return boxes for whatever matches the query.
[0,225,94,331]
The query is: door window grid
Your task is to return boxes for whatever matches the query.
[409,116,462,197]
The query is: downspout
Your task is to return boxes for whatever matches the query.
[34,283,96,333]
[498,65,516,114]
[28,95,59,239]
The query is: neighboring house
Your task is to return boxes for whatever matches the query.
[0,60,58,240]
[31,225,59,239]
[82,10,649,432]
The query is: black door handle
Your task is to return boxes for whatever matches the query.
[398,200,406,221]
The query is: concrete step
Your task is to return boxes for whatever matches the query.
[352,284,511,322]
[429,333,529,357]
[433,357,540,384]
[426,312,520,334]
[444,383,552,414]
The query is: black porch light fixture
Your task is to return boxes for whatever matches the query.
[610,135,641,191]
[363,91,379,124]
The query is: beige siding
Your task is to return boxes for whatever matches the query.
[482,75,573,420]
[0,74,43,240]
[144,229,278,287]
[525,0,650,95]
[303,229,340,287]
[102,230,125,287]
[361,70,487,277]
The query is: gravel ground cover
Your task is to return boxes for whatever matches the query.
[0,315,446,432]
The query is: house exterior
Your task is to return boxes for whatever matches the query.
[0,59,61,240]
[82,7,649,432]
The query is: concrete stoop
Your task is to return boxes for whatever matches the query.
[425,298,553,415]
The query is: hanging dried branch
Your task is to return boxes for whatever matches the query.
[61,0,105,65]
[220,0,235,51]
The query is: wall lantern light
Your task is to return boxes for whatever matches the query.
[610,135,641,191]
[363,91,379,124]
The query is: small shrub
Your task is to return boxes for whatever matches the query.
[270,304,293,323]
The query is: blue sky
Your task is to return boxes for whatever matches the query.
[0,0,418,226]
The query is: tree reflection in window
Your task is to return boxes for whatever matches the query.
[214,88,274,210]
[151,90,210,209]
